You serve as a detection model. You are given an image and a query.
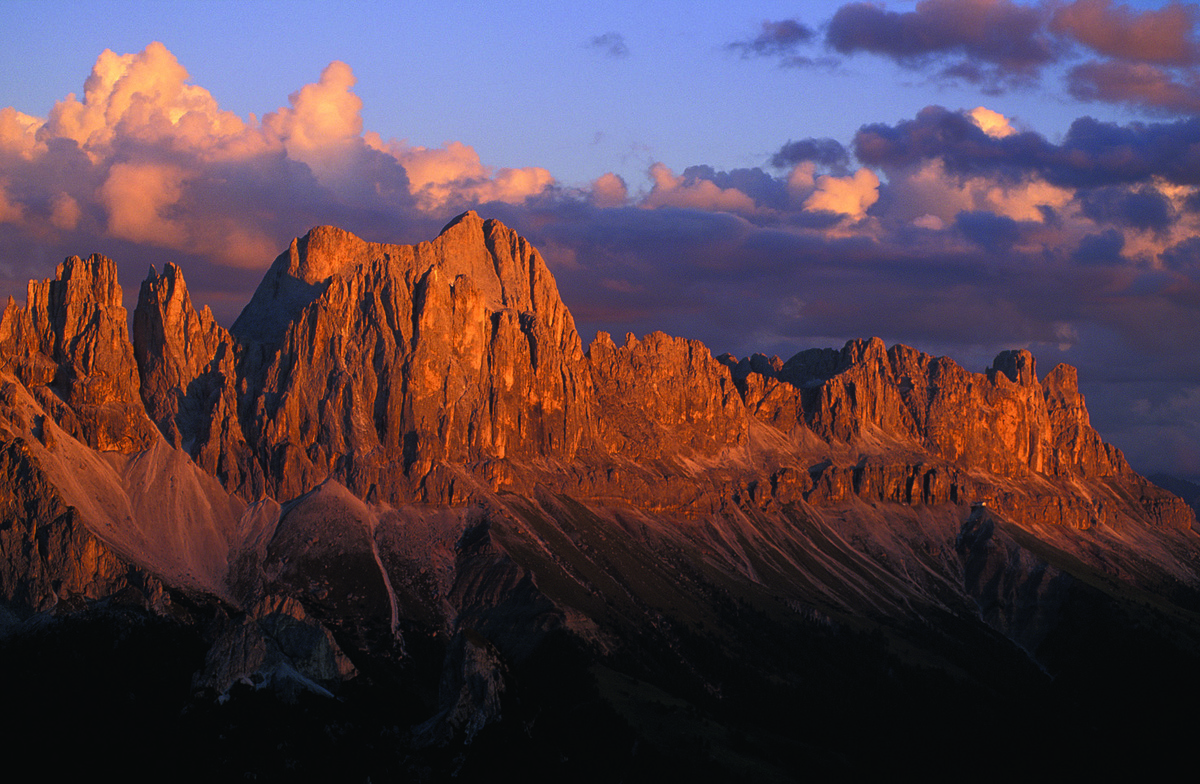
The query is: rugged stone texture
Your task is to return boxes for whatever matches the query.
[133,263,261,497]
[727,339,1138,484]
[197,594,357,700]
[232,214,597,503]
[588,330,747,463]
[0,437,155,614]
[412,629,509,748]
[957,506,1073,656]
[0,255,156,453]
[1041,363,1129,477]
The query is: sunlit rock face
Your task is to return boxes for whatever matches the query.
[136,261,262,497]
[588,330,748,463]
[121,211,1174,522]
[0,254,156,453]
[210,212,597,504]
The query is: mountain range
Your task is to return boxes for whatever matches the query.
[1,212,1197,780]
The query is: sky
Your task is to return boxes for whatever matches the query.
[1,0,1199,480]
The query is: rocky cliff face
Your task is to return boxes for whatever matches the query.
[144,214,598,504]
[588,330,747,463]
[0,254,156,453]
[2,212,1198,779]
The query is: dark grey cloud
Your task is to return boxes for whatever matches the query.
[1162,236,1200,278]
[853,105,1200,188]
[770,138,851,171]
[728,19,815,58]
[1078,185,1175,234]
[955,210,1022,253]
[825,0,1059,88]
[588,32,629,59]
[1072,228,1126,266]
[680,165,792,210]
[735,2,1200,116]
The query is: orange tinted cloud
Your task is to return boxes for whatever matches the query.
[365,135,554,209]
[99,162,186,246]
[590,172,628,207]
[0,180,22,223]
[49,193,82,231]
[0,43,562,273]
[804,168,879,218]
[968,106,1017,138]
[43,42,248,158]
[263,60,362,178]
[1052,0,1198,65]
[642,163,756,213]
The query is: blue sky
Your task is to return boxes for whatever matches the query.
[2,1,1200,479]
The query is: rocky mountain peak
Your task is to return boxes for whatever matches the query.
[0,253,154,453]
[290,225,371,285]
[134,262,234,449]
[990,349,1038,386]
[230,226,374,346]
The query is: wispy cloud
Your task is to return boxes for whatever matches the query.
[728,19,815,58]
[588,32,629,59]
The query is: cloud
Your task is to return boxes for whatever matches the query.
[641,163,757,214]
[967,106,1017,138]
[99,162,187,246]
[4,42,1200,478]
[590,173,628,208]
[804,168,879,218]
[1162,235,1200,279]
[0,107,42,160]
[263,61,362,169]
[1066,60,1200,114]
[728,19,815,58]
[1051,0,1199,66]
[770,137,850,171]
[825,0,1059,88]
[588,32,629,59]
[1073,228,1126,265]
[0,42,561,276]
[0,180,22,223]
[42,42,249,158]
[955,209,1022,252]
[49,193,82,231]
[1078,185,1175,234]
[738,3,1200,116]
[853,105,1200,189]
[364,135,553,210]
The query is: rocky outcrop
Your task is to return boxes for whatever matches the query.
[1041,363,1129,477]
[197,594,357,701]
[726,339,1136,483]
[0,255,156,453]
[588,331,747,463]
[229,214,597,503]
[134,263,261,497]
[956,506,1073,657]
[2,214,1187,533]
[0,436,157,614]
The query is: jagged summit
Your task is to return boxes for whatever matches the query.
[0,217,1175,515]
